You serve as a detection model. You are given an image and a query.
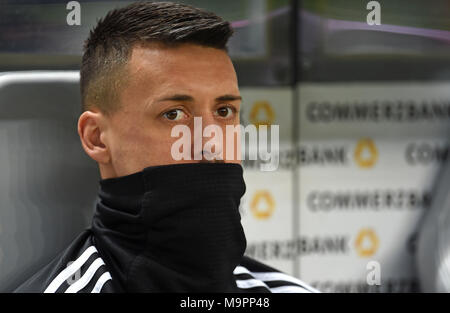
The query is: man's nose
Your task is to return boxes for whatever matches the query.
[191,113,224,162]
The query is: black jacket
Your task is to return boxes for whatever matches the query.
[14,229,318,293]
[14,163,318,293]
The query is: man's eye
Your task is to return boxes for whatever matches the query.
[216,106,234,118]
[163,109,186,121]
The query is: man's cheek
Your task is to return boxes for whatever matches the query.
[154,137,179,162]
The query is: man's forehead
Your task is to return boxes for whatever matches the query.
[128,43,233,72]
[126,43,239,92]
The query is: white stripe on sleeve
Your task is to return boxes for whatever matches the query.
[236,278,270,290]
[65,258,105,293]
[234,265,319,293]
[270,285,312,293]
[91,272,112,293]
[44,246,98,293]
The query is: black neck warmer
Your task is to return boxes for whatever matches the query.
[90,163,247,292]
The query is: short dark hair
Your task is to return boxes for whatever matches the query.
[80,1,234,114]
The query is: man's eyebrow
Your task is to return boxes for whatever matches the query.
[156,94,194,102]
[156,94,242,102]
[215,94,242,102]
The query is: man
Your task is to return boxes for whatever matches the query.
[14,1,318,293]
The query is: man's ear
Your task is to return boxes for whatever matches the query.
[78,111,110,164]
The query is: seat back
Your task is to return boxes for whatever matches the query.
[416,158,450,292]
[0,71,99,292]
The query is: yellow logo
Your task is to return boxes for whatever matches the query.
[250,190,275,220]
[249,101,275,127]
[354,138,378,168]
[355,228,379,257]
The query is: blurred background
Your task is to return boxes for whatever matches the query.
[0,0,449,292]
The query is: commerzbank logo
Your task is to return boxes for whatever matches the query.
[354,138,378,169]
[250,190,275,220]
[249,101,276,128]
[355,228,379,257]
